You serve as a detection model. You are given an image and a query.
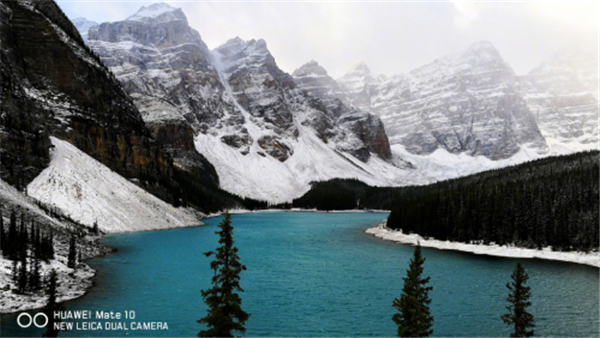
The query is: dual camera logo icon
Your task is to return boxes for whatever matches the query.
[17,312,48,328]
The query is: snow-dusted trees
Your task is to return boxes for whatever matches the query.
[1,210,55,293]
[198,212,250,337]
[67,234,77,269]
[393,243,434,337]
[43,269,65,337]
[502,263,535,337]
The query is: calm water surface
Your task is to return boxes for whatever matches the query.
[2,212,598,337]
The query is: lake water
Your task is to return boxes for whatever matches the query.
[2,212,598,337]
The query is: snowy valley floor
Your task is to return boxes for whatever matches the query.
[366,222,600,268]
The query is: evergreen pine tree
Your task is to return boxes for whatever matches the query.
[198,212,250,337]
[67,234,76,269]
[392,243,434,337]
[43,269,65,337]
[48,231,55,260]
[17,253,28,293]
[7,210,17,260]
[12,259,19,284]
[18,215,27,260]
[0,209,4,255]
[501,263,535,337]
[30,255,42,291]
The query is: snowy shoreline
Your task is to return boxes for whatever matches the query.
[365,222,600,268]
[0,256,97,314]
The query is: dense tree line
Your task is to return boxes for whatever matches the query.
[291,151,599,252]
[173,167,269,213]
[387,151,599,252]
[1,209,56,294]
[289,179,401,210]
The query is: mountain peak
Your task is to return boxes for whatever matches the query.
[468,40,496,50]
[127,3,183,22]
[462,40,502,60]
[292,60,329,78]
[345,61,371,77]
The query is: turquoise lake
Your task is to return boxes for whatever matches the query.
[2,212,598,337]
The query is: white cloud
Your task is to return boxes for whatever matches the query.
[57,1,598,78]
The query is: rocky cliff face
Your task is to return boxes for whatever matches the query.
[292,60,392,160]
[0,0,189,205]
[88,3,221,183]
[339,42,548,160]
[83,4,410,202]
[519,49,598,146]
[212,37,297,161]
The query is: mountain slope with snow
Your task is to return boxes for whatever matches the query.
[28,137,202,233]
[341,42,548,160]
[84,4,418,203]
[520,48,598,150]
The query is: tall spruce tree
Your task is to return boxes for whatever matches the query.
[7,210,17,259]
[30,255,42,291]
[67,234,76,269]
[502,263,535,337]
[43,269,64,337]
[0,209,4,254]
[17,252,28,293]
[198,212,250,337]
[392,243,434,337]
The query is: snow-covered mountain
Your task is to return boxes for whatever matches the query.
[85,3,418,203]
[74,3,595,203]
[519,48,598,150]
[336,42,549,160]
[1,0,213,228]
[292,60,347,100]
[71,17,97,41]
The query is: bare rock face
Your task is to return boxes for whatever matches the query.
[292,60,393,160]
[257,135,293,162]
[519,49,598,146]
[213,37,297,137]
[220,133,253,155]
[337,111,392,160]
[341,42,548,159]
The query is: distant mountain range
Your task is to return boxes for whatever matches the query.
[73,2,597,203]
[1,0,597,226]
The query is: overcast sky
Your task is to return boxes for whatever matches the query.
[56,1,598,79]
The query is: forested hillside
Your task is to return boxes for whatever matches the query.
[292,151,599,251]
[387,151,598,252]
